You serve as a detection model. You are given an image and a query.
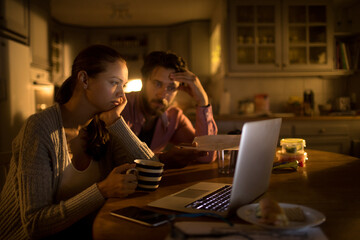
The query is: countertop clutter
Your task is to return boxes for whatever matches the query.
[233,89,359,120]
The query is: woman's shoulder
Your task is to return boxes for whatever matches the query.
[25,104,62,131]
[13,104,62,147]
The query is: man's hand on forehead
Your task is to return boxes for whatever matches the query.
[167,73,181,86]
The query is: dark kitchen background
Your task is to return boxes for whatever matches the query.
[1,0,360,189]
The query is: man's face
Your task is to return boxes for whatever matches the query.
[142,66,180,116]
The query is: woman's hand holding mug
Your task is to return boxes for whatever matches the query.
[97,163,137,198]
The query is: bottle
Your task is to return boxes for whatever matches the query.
[219,89,231,115]
[351,92,357,110]
[303,90,314,116]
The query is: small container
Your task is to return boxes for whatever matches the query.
[276,151,307,167]
[254,94,269,113]
[280,138,306,154]
[277,138,307,168]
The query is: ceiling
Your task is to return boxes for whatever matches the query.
[50,0,359,28]
[50,0,219,27]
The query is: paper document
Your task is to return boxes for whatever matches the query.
[185,135,241,151]
[167,221,328,240]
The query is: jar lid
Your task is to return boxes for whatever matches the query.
[280,138,306,147]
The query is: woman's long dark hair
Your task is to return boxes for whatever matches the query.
[55,44,126,161]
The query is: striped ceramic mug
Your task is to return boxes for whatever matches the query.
[126,159,164,191]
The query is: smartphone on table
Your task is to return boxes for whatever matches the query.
[110,206,173,227]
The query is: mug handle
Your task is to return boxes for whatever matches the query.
[126,168,138,176]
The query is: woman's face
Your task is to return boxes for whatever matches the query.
[85,60,128,112]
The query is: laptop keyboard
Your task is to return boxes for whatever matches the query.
[185,185,232,212]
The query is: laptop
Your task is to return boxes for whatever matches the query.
[147,118,282,217]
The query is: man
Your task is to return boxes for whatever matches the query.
[121,51,217,168]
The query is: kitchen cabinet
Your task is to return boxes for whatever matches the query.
[53,26,166,83]
[332,1,360,73]
[169,21,210,78]
[215,116,360,155]
[50,30,64,85]
[109,34,148,79]
[0,0,29,44]
[228,0,333,74]
[291,121,350,154]
[335,1,360,35]
[29,0,50,70]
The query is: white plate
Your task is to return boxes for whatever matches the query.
[236,203,326,230]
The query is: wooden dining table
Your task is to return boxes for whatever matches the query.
[92,149,360,240]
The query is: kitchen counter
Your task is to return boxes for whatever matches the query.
[211,113,360,157]
[214,113,360,121]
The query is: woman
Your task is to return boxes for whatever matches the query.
[0,45,158,239]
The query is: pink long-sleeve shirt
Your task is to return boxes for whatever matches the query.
[121,92,218,163]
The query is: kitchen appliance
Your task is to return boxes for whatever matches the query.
[31,67,54,112]
[334,97,351,112]
[0,36,34,189]
[0,36,35,151]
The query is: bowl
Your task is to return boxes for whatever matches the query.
[318,104,332,115]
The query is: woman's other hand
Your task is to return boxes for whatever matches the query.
[97,163,137,198]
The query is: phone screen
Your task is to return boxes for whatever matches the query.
[110,206,172,227]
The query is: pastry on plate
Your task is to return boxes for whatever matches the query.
[256,198,289,226]
[284,206,306,222]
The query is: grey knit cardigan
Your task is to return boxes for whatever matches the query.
[0,103,157,239]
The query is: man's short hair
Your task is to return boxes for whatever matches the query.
[141,51,187,81]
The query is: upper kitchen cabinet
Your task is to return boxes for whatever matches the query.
[0,0,29,44]
[229,0,281,72]
[108,34,148,79]
[282,0,333,72]
[332,1,360,72]
[228,0,334,76]
[29,0,50,71]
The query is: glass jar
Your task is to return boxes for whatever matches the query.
[277,138,307,167]
[280,138,306,154]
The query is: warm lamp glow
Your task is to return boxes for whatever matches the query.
[33,84,54,94]
[210,24,221,74]
[125,79,142,93]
